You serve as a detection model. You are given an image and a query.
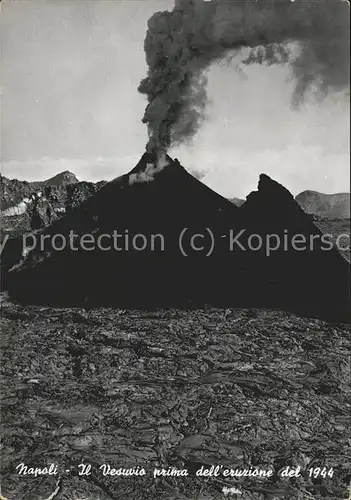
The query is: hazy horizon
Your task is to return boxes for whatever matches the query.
[2,0,350,198]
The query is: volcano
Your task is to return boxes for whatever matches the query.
[5,154,350,321]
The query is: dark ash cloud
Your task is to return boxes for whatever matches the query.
[139,0,349,153]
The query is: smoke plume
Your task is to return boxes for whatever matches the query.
[129,152,170,184]
[138,0,350,154]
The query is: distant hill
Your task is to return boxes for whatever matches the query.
[229,191,350,218]
[0,172,106,237]
[0,170,80,211]
[230,197,245,207]
[295,190,350,219]
[31,170,79,188]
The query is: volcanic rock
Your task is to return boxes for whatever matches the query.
[0,174,36,212]
[4,154,350,321]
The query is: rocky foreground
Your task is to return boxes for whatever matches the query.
[1,299,350,500]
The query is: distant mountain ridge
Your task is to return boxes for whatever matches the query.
[232,191,350,219]
[0,171,107,237]
[2,171,349,219]
[295,190,350,219]
[31,170,80,188]
[0,170,80,211]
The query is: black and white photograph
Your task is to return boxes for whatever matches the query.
[0,0,350,499]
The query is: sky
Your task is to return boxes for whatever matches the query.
[1,0,350,198]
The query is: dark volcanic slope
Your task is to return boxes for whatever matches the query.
[5,153,350,321]
[5,153,239,306]
[296,190,350,219]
